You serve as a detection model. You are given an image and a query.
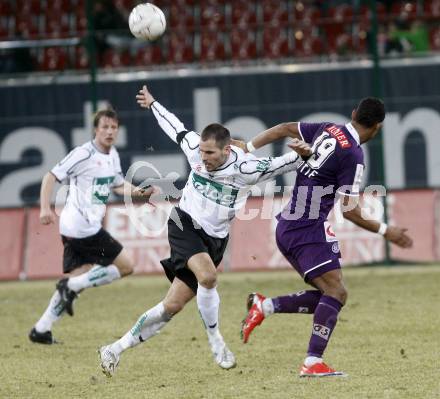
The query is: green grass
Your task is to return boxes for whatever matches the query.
[1,265,440,399]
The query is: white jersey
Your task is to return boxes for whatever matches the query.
[151,101,301,238]
[51,141,124,238]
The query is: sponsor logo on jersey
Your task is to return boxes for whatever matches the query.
[192,173,239,208]
[312,323,330,340]
[256,159,271,172]
[92,176,115,204]
[326,125,351,149]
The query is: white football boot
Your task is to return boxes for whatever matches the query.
[99,345,120,377]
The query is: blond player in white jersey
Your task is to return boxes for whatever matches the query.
[98,86,312,376]
[29,109,155,345]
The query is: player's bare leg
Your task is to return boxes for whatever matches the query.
[58,249,134,316]
[99,278,193,377]
[188,253,236,369]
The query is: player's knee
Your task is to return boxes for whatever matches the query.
[163,299,185,315]
[118,263,134,277]
[197,271,217,289]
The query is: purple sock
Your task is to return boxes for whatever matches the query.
[271,290,322,314]
[307,295,343,358]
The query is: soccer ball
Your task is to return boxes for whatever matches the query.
[128,3,166,41]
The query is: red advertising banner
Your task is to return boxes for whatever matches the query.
[25,208,63,279]
[0,189,438,280]
[0,209,25,280]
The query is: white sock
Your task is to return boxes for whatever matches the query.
[67,265,121,292]
[197,284,220,335]
[304,356,323,367]
[110,302,171,355]
[34,290,65,332]
[262,298,274,317]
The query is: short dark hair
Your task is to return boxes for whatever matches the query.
[93,108,119,128]
[201,123,231,148]
[354,97,385,128]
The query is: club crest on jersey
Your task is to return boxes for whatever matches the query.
[192,173,239,208]
[92,176,115,204]
[326,125,351,149]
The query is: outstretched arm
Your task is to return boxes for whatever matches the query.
[342,195,413,248]
[247,122,301,152]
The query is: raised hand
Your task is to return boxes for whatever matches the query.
[136,85,155,109]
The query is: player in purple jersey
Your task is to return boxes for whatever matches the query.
[239,97,413,377]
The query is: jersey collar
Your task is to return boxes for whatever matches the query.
[345,123,360,146]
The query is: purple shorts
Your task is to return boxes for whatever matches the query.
[275,220,341,283]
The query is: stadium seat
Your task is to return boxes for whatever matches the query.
[16,0,41,15]
[293,2,321,24]
[293,30,324,57]
[135,45,163,66]
[230,28,257,60]
[168,31,194,63]
[40,47,68,71]
[73,46,89,70]
[424,0,440,18]
[231,0,257,28]
[101,49,131,69]
[261,0,288,24]
[262,25,289,58]
[169,2,195,30]
[429,26,440,50]
[200,0,226,30]
[45,14,70,38]
[200,30,226,62]
[0,0,12,17]
[391,1,418,20]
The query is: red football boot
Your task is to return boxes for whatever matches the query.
[241,293,266,343]
[300,362,346,377]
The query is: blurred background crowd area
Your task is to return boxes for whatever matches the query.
[1,0,439,74]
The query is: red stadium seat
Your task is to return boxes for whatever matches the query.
[169,3,195,30]
[40,47,68,71]
[72,7,88,36]
[293,29,324,57]
[230,28,257,60]
[15,17,39,39]
[200,30,226,62]
[101,49,131,69]
[135,46,163,66]
[17,0,41,14]
[430,26,440,50]
[261,0,288,24]
[231,0,257,28]
[424,0,440,18]
[0,0,12,17]
[328,4,354,24]
[168,31,194,63]
[391,1,418,20]
[262,25,289,58]
[200,0,226,29]
[294,2,321,24]
[45,14,70,38]
[73,46,89,70]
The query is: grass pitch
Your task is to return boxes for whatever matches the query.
[1,265,440,399]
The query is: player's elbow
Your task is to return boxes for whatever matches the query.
[280,122,300,139]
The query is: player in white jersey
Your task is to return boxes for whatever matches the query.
[98,86,311,376]
[29,109,155,345]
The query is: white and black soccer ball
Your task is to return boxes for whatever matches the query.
[128,3,166,41]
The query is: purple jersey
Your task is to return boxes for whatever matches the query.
[278,122,364,230]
